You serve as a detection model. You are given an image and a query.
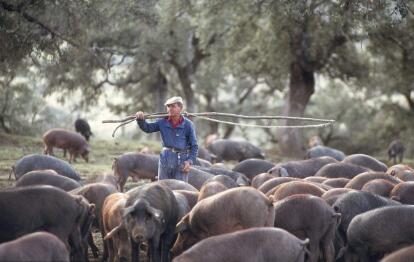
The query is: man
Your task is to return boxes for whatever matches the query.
[135,96,198,181]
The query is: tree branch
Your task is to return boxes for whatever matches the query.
[0,0,107,69]
[92,73,148,90]
[403,92,414,111]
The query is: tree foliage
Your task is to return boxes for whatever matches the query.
[0,0,413,157]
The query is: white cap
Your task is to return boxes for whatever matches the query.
[164,96,184,106]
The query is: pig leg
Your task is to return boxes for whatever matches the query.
[105,237,114,262]
[101,225,109,262]
[321,224,336,262]
[44,145,54,155]
[88,232,99,258]
[307,232,321,262]
[117,171,128,192]
[351,245,370,262]
[43,145,48,154]
[148,236,161,262]
[265,206,275,227]
[160,230,176,262]
[344,247,361,262]
[69,152,74,163]
[69,227,86,262]
[130,238,140,262]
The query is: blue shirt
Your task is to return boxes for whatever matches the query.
[137,117,198,164]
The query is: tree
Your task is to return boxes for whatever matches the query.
[366,7,414,111]
[189,0,411,157]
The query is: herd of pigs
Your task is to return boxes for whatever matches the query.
[1,118,413,262]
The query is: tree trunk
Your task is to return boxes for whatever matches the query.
[154,68,167,112]
[276,61,315,157]
[0,115,11,133]
[405,92,414,111]
[204,93,219,133]
[176,67,195,113]
[0,82,11,134]
[223,125,235,139]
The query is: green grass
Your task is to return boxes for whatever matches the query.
[0,132,161,189]
[2,132,413,190]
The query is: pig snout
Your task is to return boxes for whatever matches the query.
[131,227,148,242]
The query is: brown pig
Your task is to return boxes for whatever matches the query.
[361,179,395,197]
[197,181,228,202]
[390,182,414,204]
[321,188,355,206]
[382,245,414,262]
[251,173,278,189]
[345,172,402,190]
[304,176,328,184]
[387,164,414,182]
[258,177,299,195]
[322,178,350,188]
[43,128,90,163]
[173,227,309,262]
[102,193,130,262]
[112,152,158,192]
[273,194,341,262]
[272,181,326,201]
[172,187,275,256]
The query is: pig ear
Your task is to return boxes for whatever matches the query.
[236,176,245,186]
[175,214,189,234]
[267,167,275,175]
[89,203,96,214]
[280,168,289,177]
[147,206,164,223]
[236,175,250,186]
[74,195,83,204]
[122,206,135,218]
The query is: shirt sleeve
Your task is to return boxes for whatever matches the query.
[186,120,198,164]
[137,119,160,133]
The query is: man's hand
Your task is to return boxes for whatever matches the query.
[135,111,145,120]
[182,161,191,173]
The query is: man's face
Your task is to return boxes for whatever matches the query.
[167,103,182,117]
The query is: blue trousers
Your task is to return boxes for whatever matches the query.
[158,150,188,182]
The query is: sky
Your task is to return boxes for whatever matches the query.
[45,87,139,140]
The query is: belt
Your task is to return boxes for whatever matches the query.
[163,147,188,153]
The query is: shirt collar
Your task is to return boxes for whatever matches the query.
[166,116,184,128]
